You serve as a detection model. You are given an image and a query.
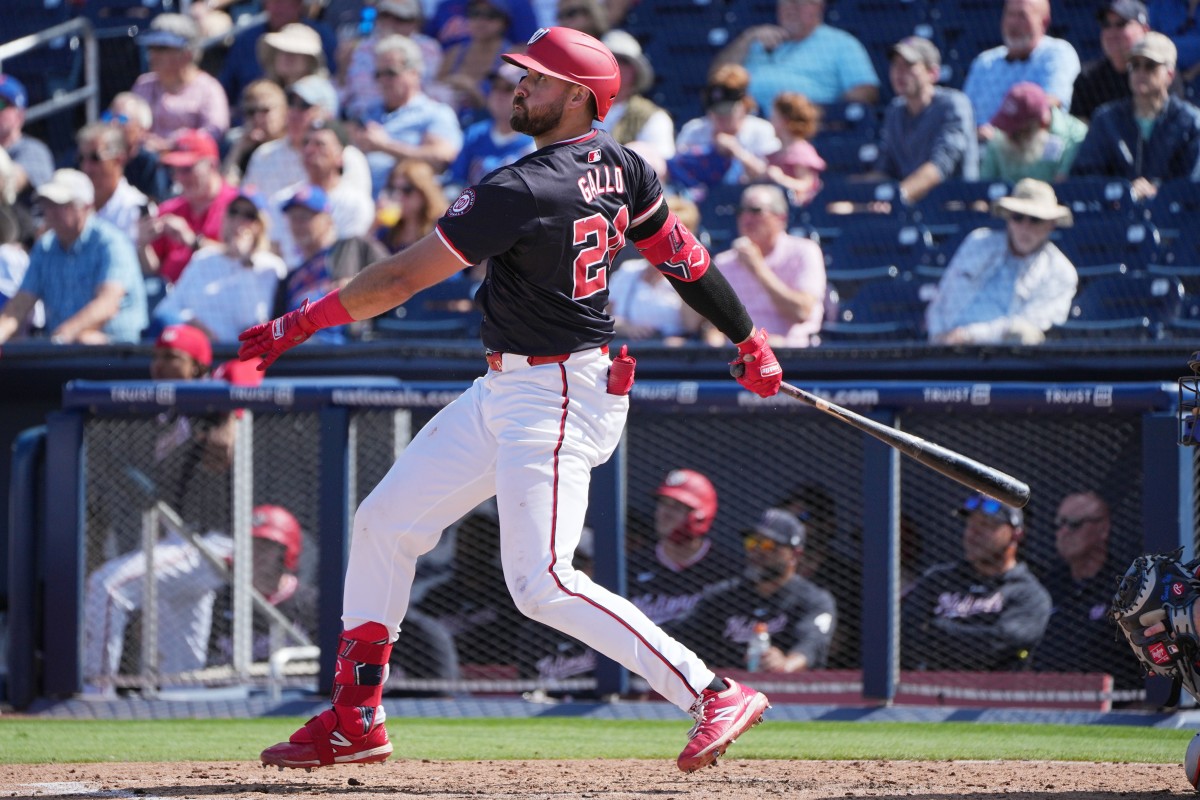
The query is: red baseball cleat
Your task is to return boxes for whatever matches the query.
[260,708,392,770]
[677,677,770,773]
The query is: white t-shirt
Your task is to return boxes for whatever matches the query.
[153,248,286,342]
[268,178,376,269]
[607,259,688,336]
[96,178,148,243]
[242,139,373,202]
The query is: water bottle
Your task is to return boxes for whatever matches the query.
[745,621,770,672]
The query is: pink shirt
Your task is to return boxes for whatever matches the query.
[715,233,827,346]
[152,183,239,284]
[133,71,231,143]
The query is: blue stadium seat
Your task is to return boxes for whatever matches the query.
[1147,263,1200,297]
[814,102,880,144]
[1144,179,1200,243]
[821,218,934,275]
[1053,177,1139,221]
[911,179,1010,236]
[1051,219,1160,277]
[824,0,932,103]
[820,272,933,342]
[797,178,904,234]
[1154,224,1200,269]
[693,183,744,256]
[371,276,481,338]
[1047,274,1185,340]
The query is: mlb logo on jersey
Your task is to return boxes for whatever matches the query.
[587,149,601,163]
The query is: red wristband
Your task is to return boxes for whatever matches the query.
[305,290,356,329]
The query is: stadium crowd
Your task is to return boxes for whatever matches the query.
[1,0,1198,351]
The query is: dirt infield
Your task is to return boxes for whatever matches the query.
[1,759,1196,799]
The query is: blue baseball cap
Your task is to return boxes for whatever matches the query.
[282,184,332,214]
[138,13,198,50]
[0,75,28,110]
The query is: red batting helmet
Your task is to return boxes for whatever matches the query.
[656,469,718,539]
[251,505,302,572]
[502,26,620,121]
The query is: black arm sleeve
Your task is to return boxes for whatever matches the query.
[666,264,754,345]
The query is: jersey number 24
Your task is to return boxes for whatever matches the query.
[572,206,629,300]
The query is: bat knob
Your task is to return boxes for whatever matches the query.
[730,362,745,378]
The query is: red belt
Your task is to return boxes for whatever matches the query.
[486,345,608,372]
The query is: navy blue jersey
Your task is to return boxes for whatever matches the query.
[437,129,663,355]
[627,543,741,626]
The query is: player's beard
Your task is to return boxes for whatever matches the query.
[511,93,568,138]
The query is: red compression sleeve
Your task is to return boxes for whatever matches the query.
[304,289,356,329]
[633,210,710,282]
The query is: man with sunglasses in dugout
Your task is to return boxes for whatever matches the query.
[925,178,1078,345]
[1071,31,1200,199]
[668,508,836,674]
[1032,492,1142,691]
[901,493,1051,672]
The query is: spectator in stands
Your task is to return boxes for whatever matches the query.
[963,0,1082,142]
[0,75,53,200]
[219,0,339,109]
[627,469,739,627]
[1071,32,1200,199]
[432,0,520,118]
[1072,0,1151,123]
[137,130,239,285]
[269,119,375,269]
[83,503,312,696]
[0,170,147,345]
[1148,0,1200,82]
[555,0,609,39]
[926,179,1077,345]
[868,36,978,205]
[258,23,329,90]
[338,0,444,123]
[354,34,464,195]
[606,194,704,343]
[669,507,837,673]
[243,75,373,201]
[426,0,539,49]
[1033,491,1142,690]
[670,65,781,191]
[274,185,385,342]
[377,160,450,254]
[152,188,286,343]
[133,14,231,150]
[711,0,880,109]
[980,82,1088,183]
[902,494,1051,671]
[597,30,675,163]
[0,148,37,334]
[107,93,169,203]
[705,184,825,348]
[761,92,825,207]
[445,64,535,192]
[222,80,288,185]
[77,123,149,244]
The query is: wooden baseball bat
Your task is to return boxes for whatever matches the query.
[778,381,1031,508]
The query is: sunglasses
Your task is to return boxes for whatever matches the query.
[743,535,780,553]
[739,205,772,215]
[374,68,403,80]
[227,205,260,221]
[0,99,11,112]
[962,495,1018,525]
[101,111,130,125]
[243,105,273,116]
[1008,212,1049,225]
[377,11,418,23]
[1101,18,1133,30]
[1054,515,1104,531]
[392,183,419,195]
[286,94,313,110]
[78,151,108,163]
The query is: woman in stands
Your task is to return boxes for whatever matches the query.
[375,160,448,254]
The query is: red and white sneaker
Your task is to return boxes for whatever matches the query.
[677,677,769,773]
[261,708,392,770]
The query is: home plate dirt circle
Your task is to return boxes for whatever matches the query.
[0,759,1193,798]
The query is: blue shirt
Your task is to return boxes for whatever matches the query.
[878,87,978,181]
[1070,96,1200,183]
[743,25,879,109]
[1149,0,1200,71]
[963,36,1081,124]
[448,121,535,188]
[21,216,147,342]
[364,93,464,196]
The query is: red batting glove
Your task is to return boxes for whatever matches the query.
[729,328,782,397]
[237,299,321,371]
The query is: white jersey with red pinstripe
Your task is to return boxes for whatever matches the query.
[340,129,717,711]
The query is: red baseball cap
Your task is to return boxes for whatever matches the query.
[990,82,1051,136]
[161,129,220,167]
[213,357,265,387]
[156,324,213,368]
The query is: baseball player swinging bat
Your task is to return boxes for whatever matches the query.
[733,366,1030,507]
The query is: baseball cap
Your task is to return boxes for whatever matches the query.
[377,0,422,20]
[138,12,198,50]
[956,493,1024,529]
[703,84,746,114]
[488,62,526,88]
[262,22,323,57]
[283,184,332,214]
[1131,31,1177,68]
[160,129,220,167]
[288,74,339,117]
[156,324,213,368]
[989,81,1051,135]
[307,117,351,148]
[1099,0,1148,25]
[746,508,806,549]
[888,36,941,69]
[212,357,264,387]
[0,75,28,109]
[233,185,268,212]
[37,168,95,206]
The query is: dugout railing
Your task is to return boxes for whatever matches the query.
[5,377,1191,709]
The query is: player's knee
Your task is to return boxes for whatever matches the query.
[506,568,580,620]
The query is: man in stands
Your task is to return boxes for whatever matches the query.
[1072,0,1151,122]
[219,0,338,108]
[0,74,53,208]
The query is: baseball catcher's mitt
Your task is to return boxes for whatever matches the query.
[1111,550,1200,703]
